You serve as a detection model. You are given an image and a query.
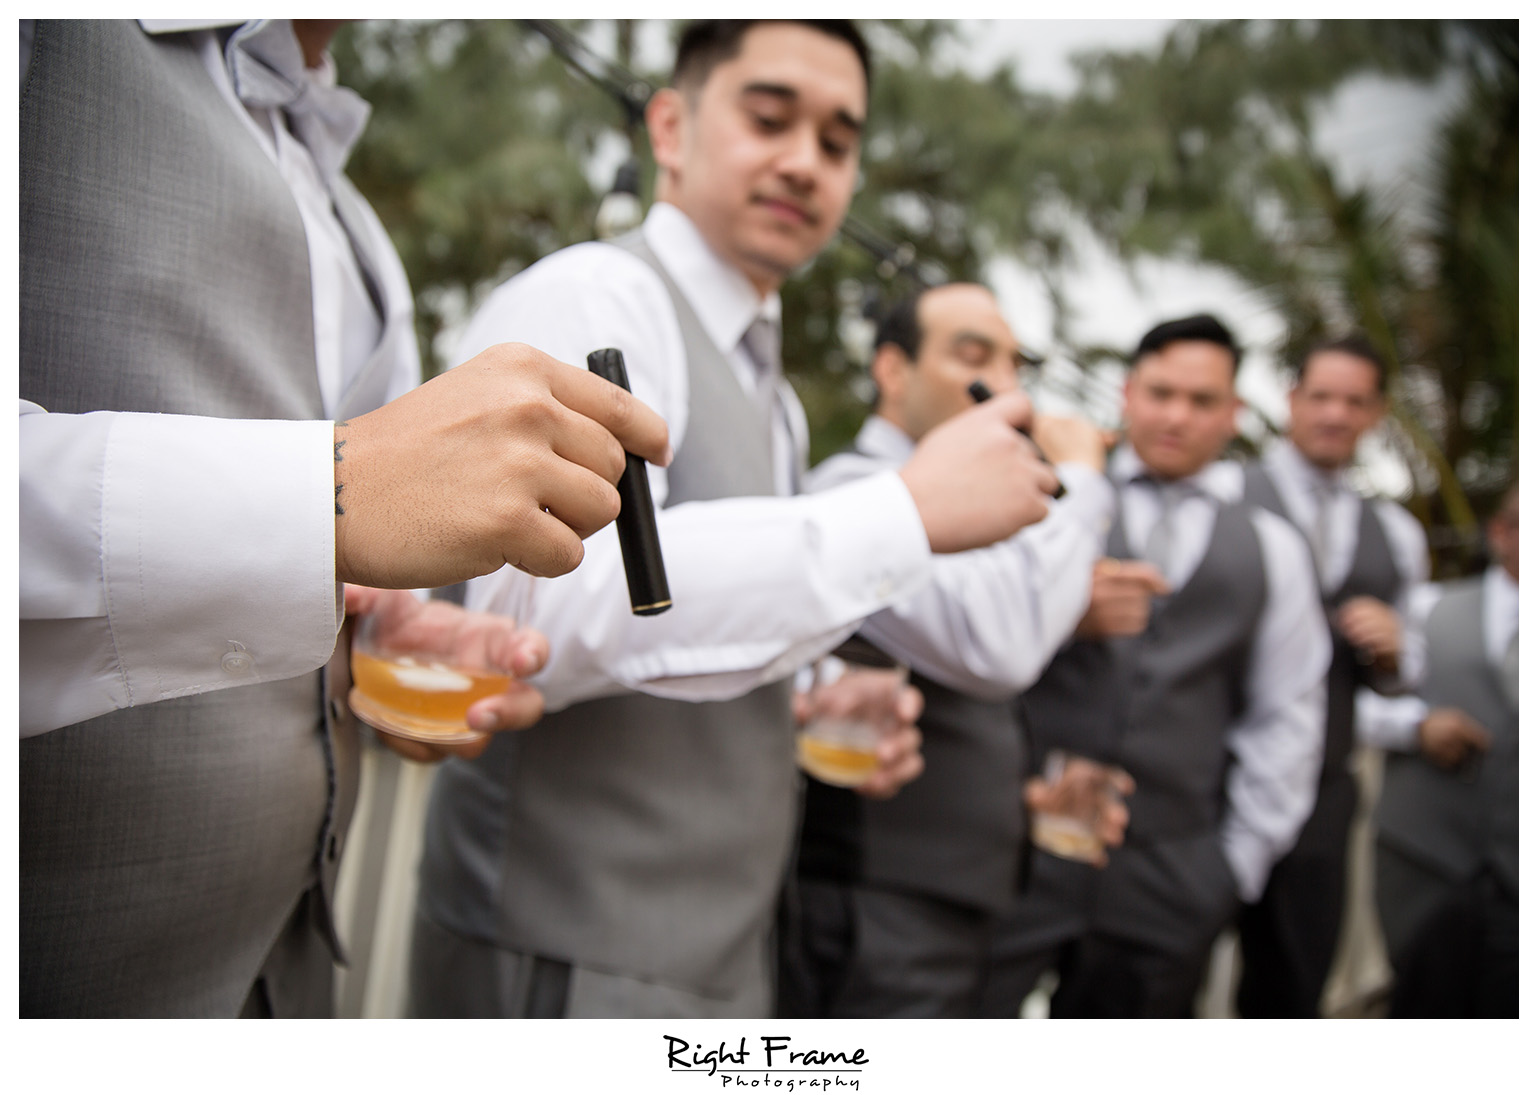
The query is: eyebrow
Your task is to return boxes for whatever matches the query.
[741,82,865,133]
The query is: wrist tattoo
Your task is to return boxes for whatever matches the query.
[334,428,347,516]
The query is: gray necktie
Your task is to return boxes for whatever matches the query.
[741,316,781,398]
[1310,479,1337,588]
[1141,479,1189,578]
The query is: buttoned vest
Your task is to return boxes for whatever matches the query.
[1244,464,1401,781]
[20,21,359,1016]
[1024,499,1266,843]
[417,232,798,1002]
[1376,578,1519,890]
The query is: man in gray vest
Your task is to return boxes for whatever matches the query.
[19,19,671,1017]
[778,283,1120,1017]
[410,21,1062,1018]
[1235,334,1429,1017]
[1362,482,1517,1017]
[978,314,1331,1018]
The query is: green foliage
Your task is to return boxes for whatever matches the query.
[335,19,1515,569]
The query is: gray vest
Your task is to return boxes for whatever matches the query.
[1244,464,1402,780]
[20,21,358,1016]
[1376,577,1518,889]
[1019,495,1267,951]
[418,232,798,1002]
[1027,500,1266,841]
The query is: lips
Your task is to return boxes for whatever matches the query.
[755,195,816,226]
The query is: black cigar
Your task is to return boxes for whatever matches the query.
[967,380,1067,500]
[587,348,672,615]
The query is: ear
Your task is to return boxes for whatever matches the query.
[1224,392,1244,439]
[646,88,686,179]
[869,344,911,412]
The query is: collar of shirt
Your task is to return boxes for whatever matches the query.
[1271,437,1347,495]
[1483,564,1519,661]
[641,202,782,363]
[854,416,918,464]
[142,19,369,182]
[1107,445,1239,501]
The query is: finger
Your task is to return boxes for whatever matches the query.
[532,456,625,543]
[546,356,672,467]
[978,388,1035,434]
[467,682,546,733]
[504,506,588,579]
[344,583,383,617]
[895,683,924,724]
[547,404,629,486]
[483,624,550,680]
[374,730,451,765]
[1109,561,1168,593]
[791,690,813,726]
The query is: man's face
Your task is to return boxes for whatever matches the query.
[650,23,865,295]
[876,284,1025,442]
[1123,340,1240,480]
[1489,485,1519,582]
[1288,350,1385,470]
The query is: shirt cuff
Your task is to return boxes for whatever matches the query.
[102,412,341,708]
[1219,822,1272,904]
[1051,463,1116,543]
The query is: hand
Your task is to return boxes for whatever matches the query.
[1075,558,1170,639]
[1336,596,1402,674]
[899,390,1060,553]
[345,585,549,763]
[1417,706,1491,770]
[334,342,671,589]
[1024,758,1135,867]
[1032,414,1108,473]
[793,666,926,800]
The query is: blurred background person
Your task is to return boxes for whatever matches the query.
[778,283,1116,1018]
[978,314,1331,1018]
[1234,333,1430,1017]
[411,20,1059,1019]
[1360,481,1517,1018]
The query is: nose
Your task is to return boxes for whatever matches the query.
[984,357,1021,396]
[776,124,820,189]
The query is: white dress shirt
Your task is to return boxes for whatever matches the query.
[1356,566,1519,751]
[807,416,1114,699]
[19,20,419,736]
[1109,447,1332,902]
[1260,439,1430,686]
[458,203,934,713]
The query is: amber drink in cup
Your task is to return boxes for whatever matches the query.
[795,659,907,788]
[347,593,524,746]
[1030,750,1129,864]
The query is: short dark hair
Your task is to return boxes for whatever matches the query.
[1133,313,1241,374]
[672,20,872,94]
[873,290,927,361]
[1298,333,1388,393]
